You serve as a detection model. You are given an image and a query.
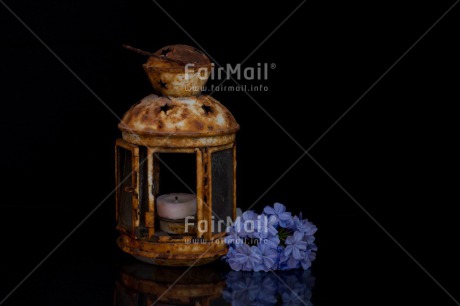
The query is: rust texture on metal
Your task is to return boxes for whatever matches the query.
[208,142,234,153]
[121,131,236,148]
[141,44,212,97]
[119,94,239,137]
[117,234,228,266]
[115,138,140,153]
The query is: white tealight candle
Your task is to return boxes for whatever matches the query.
[156,193,196,220]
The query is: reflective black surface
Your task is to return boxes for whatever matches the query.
[1,0,459,305]
[1,213,458,305]
[116,260,314,306]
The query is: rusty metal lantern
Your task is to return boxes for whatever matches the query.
[115,45,239,266]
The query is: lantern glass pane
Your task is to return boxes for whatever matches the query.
[154,153,197,195]
[137,147,148,237]
[117,148,133,234]
[211,148,233,233]
[154,153,197,236]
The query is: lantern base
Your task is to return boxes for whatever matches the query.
[117,233,228,266]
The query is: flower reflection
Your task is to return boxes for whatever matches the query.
[223,269,315,306]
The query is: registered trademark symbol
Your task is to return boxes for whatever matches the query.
[270,63,276,69]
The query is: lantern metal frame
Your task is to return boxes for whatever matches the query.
[115,138,237,266]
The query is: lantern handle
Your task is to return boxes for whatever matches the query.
[123,44,187,65]
[122,44,212,68]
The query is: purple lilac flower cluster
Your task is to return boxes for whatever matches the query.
[224,203,317,271]
[223,269,315,306]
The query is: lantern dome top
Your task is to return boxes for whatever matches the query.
[118,94,239,145]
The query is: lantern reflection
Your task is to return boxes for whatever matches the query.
[115,261,226,306]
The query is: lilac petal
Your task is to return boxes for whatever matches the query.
[293,247,301,260]
[307,224,318,235]
[263,257,275,270]
[287,255,298,269]
[278,212,292,221]
[258,245,278,271]
[263,206,276,215]
[253,263,264,272]
[285,236,294,245]
[268,226,278,236]
[235,254,246,262]
[250,246,262,259]
[242,210,257,221]
[301,258,312,270]
[228,258,242,271]
[297,243,307,251]
[268,215,278,224]
[243,260,252,271]
[304,235,315,244]
[273,202,286,213]
[279,252,288,263]
[265,236,280,248]
[293,230,304,242]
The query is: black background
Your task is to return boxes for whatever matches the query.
[0,0,459,305]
